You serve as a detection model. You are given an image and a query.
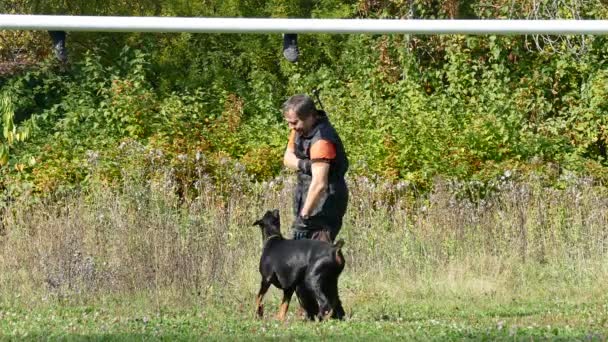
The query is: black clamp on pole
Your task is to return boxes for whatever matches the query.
[312,88,324,112]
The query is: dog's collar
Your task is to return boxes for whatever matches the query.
[265,234,282,242]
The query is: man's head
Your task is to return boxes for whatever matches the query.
[282,94,318,135]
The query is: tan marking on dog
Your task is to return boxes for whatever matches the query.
[256,294,264,318]
[277,301,290,321]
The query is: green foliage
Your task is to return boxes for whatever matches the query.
[1,0,608,198]
[0,91,35,169]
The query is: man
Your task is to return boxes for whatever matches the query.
[282,94,348,241]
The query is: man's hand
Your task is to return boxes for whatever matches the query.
[284,149,312,174]
[297,159,311,174]
[293,214,312,230]
[283,148,299,171]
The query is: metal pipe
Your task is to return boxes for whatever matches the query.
[1,15,608,34]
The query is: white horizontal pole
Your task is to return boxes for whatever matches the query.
[1,15,608,34]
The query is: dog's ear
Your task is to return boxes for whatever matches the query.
[252,219,262,227]
[271,209,280,218]
[333,239,345,250]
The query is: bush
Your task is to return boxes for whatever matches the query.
[1,1,608,200]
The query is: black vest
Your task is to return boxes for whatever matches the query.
[293,112,349,225]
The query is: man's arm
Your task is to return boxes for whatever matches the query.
[283,129,300,171]
[300,162,330,217]
[283,148,300,171]
[300,139,336,217]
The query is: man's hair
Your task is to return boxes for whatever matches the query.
[282,94,317,119]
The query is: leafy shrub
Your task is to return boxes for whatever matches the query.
[1,0,608,201]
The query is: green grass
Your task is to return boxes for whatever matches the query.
[2,293,606,341]
[0,284,608,341]
[2,178,608,340]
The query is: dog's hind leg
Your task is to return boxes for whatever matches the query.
[256,280,270,319]
[333,296,345,320]
[296,286,318,320]
[326,277,345,320]
[308,276,332,320]
[277,288,295,322]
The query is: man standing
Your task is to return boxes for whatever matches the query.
[282,94,348,241]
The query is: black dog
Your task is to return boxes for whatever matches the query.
[253,209,345,321]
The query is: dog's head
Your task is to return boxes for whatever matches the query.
[252,209,282,240]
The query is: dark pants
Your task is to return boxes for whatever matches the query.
[292,176,348,242]
[292,218,342,242]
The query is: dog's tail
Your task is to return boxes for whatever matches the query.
[333,239,345,266]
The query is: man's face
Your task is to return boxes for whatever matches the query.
[284,109,315,135]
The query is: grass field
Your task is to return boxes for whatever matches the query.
[2,284,607,340]
[1,174,608,340]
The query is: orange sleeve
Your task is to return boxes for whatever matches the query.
[310,140,336,162]
[287,130,295,151]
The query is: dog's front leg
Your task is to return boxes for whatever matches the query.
[256,280,270,319]
[277,288,294,322]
